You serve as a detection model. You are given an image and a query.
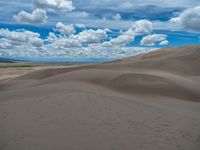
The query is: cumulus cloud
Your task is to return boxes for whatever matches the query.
[55,22,75,35]
[0,29,43,48]
[70,29,107,44]
[102,35,134,47]
[0,18,164,59]
[123,19,152,38]
[133,20,153,35]
[140,34,168,46]
[33,0,75,11]
[170,6,200,32]
[13,9,47,24]
[75,24,86,28]
[101,19,152,47]
[0,38,13,49]
[159,40,169,46]
[112,13,121,21]
[50,37,82,48]
[47,32,58,42]
[47,28,107,48]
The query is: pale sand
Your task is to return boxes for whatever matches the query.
[0,64,82,81]
[0,45,200,150]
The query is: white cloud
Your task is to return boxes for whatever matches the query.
[140,34,168,46]
[47,32,58,42]
[112,13,121,21]
[64,11,89,19]
[70,29,107,44]
[51,38,82,48]
[47,28,107,48]
[101,19,153,47]
[55,22,75,35]
[123,19,152,38]
[13,9,47,24]
[75,24,86,28]
[33,0,75,11]
[0,38,13,49]
[0,29,43,48]
[159,40,169,46]
[102,35,134,47]
[170,6,200,32]
[133,20,153,35]
[0,19,159,59]
[104,28,112,32]
[0,43,156,59]
[0,17,166,59]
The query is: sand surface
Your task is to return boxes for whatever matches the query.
[0,45,200,150]
[0,64,81,81]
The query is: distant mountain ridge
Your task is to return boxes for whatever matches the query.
[0,57,17,63]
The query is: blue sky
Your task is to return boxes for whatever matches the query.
[0,0,200,60]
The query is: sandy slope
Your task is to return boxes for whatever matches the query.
[0,45,200,150]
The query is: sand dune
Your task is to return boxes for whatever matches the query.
[0,45,200,150]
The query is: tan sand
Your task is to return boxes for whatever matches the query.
[0,45,200,150]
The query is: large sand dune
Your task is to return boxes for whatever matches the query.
[0,45,200,150]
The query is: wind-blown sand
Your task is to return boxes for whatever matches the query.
[0,45,200,150]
